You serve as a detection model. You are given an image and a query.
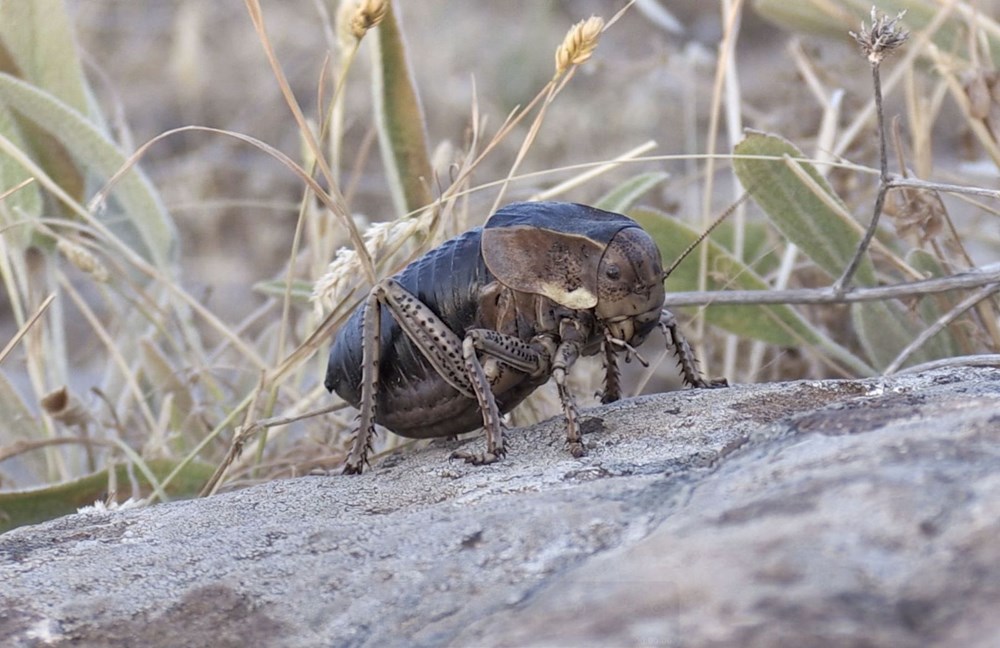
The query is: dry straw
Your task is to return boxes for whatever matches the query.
[555,16,604,76]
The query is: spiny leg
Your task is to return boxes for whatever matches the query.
[464,329,551,377]
[343,288,383,474]
[553,319,586,457]
[659,309,727,389]
[381,279,474,397]
[599,333,626,404]
[344,279,474,474]
[451,336,507,465]
[451,329,553,466]
[370,279,559,469]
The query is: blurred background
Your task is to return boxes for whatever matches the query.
[67,1,844,322]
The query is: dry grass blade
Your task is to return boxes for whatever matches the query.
[57,274,159,432]
[243,0,375,284]
[529,140,657,201]
[0,293,54,365]
[0,176,36,202]
[0,436,115,464]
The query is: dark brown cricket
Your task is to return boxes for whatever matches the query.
[326,201,718,474]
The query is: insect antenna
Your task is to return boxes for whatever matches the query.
[661,189,755,280]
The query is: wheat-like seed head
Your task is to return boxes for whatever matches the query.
[313,247,359,318]
[336,0,388,50]
[555,16,604,77]
[348,0,389,43]
[57,239,109,282]
[311,215,428,318]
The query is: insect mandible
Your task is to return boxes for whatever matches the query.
[325,201,721,474]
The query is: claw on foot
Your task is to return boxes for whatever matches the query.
[567,441,586,458]
[342,463,363,475]
[450,444,507,466]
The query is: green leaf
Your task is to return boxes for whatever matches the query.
[0,458,214,534]
[596,172,669,213]
[0,0,96,213]
[0,72,177,268]
[0,0,95,116]
[708,220,783,279]
[733,129,876,286]
[633,208,873,375]
[371,1,434,216]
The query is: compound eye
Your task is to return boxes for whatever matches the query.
[604,264,621,281]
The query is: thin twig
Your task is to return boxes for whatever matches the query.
[887,176,1000,199]
[200,401,346,497]
[883,283,1000,374]
[249,402,347,430]
[662,263,1000,306]
[835,9,909,294]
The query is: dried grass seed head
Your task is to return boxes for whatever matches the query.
[311,215,428,318]
[57,239,109,282]
[338,0,388,44]
[851,8,909,65]
[555,16,604,76]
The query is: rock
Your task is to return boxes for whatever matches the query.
[1,365,999,647]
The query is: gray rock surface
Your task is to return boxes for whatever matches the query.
[1,365,999,647]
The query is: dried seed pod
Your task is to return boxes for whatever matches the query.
[41,386,92,429]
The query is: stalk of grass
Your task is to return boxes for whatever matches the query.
[490,15,605,212]
[0,293,53,365]
[719,0,748,381]
[244,0,375,285]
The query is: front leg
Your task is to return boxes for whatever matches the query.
[660,309,727,389]
[599,335,622,404]
[451,329,553,466]
[553,318,587,457]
